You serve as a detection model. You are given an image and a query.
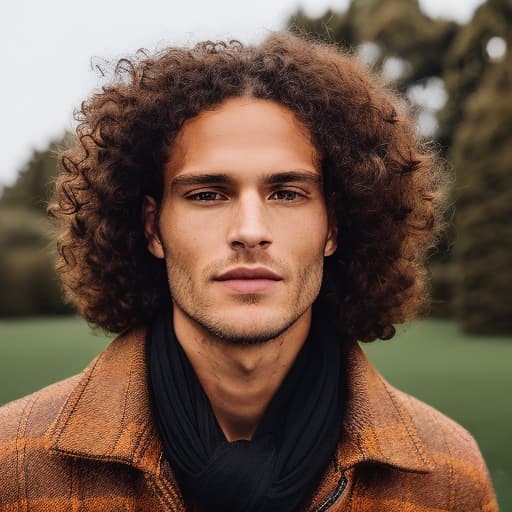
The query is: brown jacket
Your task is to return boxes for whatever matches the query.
[0,328,498,511]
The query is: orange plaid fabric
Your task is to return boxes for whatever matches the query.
[0,328,498,511]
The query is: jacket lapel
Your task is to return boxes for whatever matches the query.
[47,328,163,478]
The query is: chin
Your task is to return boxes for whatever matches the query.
[210,326,289,346]
[202,307,303,346]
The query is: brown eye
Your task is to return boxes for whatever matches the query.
[270,190,302,201]
[187,191,224,201]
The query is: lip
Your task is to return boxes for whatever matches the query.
[214,267,283,281]
[216,278,280,293]
[214,267,283,293]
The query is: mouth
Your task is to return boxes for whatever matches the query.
[214,267,283,293]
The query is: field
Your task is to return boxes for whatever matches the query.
[1,316,510,509]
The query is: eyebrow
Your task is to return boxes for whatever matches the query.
[170,170,322,190]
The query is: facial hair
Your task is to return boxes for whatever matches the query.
[165,253,323,346]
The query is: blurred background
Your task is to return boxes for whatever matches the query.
[0,0,511,508]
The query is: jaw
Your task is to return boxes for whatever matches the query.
[172,288,313,344]
[183,302,302,345]
[173,298,313,376]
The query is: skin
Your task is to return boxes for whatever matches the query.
[143,96,336,440]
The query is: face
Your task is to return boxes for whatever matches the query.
[143,97,337,345]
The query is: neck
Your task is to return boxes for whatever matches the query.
[172,305,312,441]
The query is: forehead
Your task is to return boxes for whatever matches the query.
[165,97,320,181]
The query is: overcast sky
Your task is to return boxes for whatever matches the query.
[1,0,485,187]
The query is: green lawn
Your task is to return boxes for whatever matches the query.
[0,316,510,509]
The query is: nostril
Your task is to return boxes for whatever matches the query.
[230,239,271,250]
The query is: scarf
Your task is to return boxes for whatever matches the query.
[147,305,344,512]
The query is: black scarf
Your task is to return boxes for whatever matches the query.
[147,305,344,512]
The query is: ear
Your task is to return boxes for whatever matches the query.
[324,222,338,257]
[324,197,338,257]
[142,195,165,259]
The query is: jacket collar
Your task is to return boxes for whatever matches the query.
[47,326,433,478]
[336,339,433,473]
[47,328,163,477]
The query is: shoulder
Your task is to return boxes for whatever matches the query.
[386,383,498,511]
[0,373,83,439]
[0,374,82,505]
[389,384,487,469]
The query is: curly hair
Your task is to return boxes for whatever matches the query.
[48,32,445,341]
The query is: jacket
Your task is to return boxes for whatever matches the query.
[0,327,498,511]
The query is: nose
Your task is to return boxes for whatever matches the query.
[227,192,272,250]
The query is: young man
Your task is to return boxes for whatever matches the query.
[0,33,497,511]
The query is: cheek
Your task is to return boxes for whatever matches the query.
[160,214,222,273]
[283,218,329,259]
[161,211,201,250]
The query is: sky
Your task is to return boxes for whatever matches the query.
[0,0,486,187]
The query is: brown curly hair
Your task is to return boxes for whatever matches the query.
[48,32,445,341]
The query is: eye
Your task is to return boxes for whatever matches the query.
[186,191,225,202]
[270,190,303,201]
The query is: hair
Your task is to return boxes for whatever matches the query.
[48,32,446,341]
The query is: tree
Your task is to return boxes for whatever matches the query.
[438,0,512,150]
[0,133,72,316]
[451,47,512,333]
[1,134,72,213]
[0,206,71,316]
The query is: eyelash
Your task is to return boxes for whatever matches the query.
[185,189,305,202]
[186,191,225,202]
[270,190,302,201]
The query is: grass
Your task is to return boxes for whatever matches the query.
[0,316,510,509]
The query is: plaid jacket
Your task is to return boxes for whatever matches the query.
[0,327,498,511]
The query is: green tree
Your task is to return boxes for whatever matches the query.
[451,48,512,334]
[1,134,72,213]
[0,133,72,316]
[0,206,71,316]
[438,0,512,150]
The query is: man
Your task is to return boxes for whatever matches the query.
[0,33,497,511]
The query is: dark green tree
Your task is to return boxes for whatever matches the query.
[0,133,72,316]
[0,206,71,316]
[438,0,512,150]
[451,47,512,333]
[1,134,72,213]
